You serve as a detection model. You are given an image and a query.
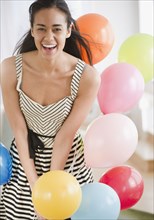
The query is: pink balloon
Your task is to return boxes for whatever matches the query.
[97,63,145,114]
[84,113,138,168]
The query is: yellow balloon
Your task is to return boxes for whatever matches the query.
[32,170,82,219]
[118,33,154,83]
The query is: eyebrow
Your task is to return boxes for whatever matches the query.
[35,24,63,27]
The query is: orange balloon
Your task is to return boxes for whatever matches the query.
[76,13,114,64]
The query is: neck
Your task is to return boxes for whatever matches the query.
[36,51,64,74]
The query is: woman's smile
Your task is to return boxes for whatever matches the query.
[42,43,57,55]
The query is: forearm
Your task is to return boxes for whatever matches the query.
[50,133,74,170]
[15,131,38,190]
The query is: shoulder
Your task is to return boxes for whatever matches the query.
[1,56,16,72]
[81,63,101,89]
[76,62,101,97]
[1,55,16,64]
[1,56,16,86]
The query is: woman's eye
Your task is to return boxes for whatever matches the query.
[37,28,46,31]
[53,28,62,32]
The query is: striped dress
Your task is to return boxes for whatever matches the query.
[0,54,94,219]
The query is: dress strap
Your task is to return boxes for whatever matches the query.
[15,54,22,91]
[71,59,85,99]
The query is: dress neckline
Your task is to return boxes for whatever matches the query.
[16,54,84,108]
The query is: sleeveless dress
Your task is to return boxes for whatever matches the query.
[0,54,94,220]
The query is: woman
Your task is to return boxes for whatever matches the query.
[0,0,100,219]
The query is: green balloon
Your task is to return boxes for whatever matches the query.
[118,33,154,83]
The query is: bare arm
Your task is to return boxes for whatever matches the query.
[1,57,38,190]
[50,64,100,170]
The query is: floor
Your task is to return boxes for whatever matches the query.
[119,209,154,220]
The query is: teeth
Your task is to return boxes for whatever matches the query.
[43,44,56,48]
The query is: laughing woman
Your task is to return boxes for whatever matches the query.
[0,0,100,219]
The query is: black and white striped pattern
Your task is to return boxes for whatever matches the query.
[0,54,94,219]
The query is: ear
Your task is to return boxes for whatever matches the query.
[31,28,34,37]
[66,23,73,38]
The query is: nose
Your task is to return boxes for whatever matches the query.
[44,29,54,41]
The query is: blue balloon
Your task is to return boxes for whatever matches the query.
[0,142,12,185]
[71,182,120,220]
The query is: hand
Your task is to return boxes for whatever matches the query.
[35,210,46,220]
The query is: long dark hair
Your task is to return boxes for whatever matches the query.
[13,0,93,65]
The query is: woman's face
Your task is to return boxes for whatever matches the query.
[31,7,71,59]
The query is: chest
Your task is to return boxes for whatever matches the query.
[21,69,73,106]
